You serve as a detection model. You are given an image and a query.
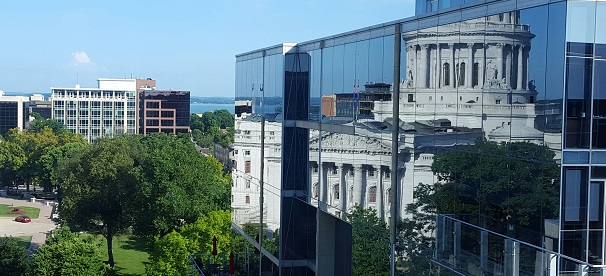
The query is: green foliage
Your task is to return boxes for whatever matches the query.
[0,236,31,276]
[33,227,105,276]
[132,133,231,237]
[1,125,85,192]
[346,205,390,276]
[28,113,69,135]
[430,140,560,231]
[0,140,27,187]
[58,136,143,267]
[146,210,232,276]
[189,110,234,148]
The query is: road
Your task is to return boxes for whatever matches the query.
[0,196,57,253]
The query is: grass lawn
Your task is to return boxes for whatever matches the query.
[11,236,32,249]
[0,204,40,219]
[85,234,152,276]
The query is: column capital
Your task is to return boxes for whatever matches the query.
[518,45,526,51]
[467,43,474,48]
[354,165,364,171]
[406,45,416,52]
[448,43,455,48]
[421,44,429,50]
[496,43,505,48]
[336,163,346,169]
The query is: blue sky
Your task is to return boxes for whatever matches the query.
[0,1,414,97]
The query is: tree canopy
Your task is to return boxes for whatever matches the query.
[33,227,105,275]
[147,210,232,276]
[57,133,231,267]
[430,140,560,232]
[190,111,234,149]
[346,205,390,276]
[0,236,30,276]
[58,136,142,267]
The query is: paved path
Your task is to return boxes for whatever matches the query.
[0,196,57,254]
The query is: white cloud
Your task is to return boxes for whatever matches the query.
[71,51,94,65]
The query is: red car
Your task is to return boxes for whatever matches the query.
[15,216,31,223]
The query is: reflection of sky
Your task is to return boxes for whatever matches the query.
[521,4,566,101]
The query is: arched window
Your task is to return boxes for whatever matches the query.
[429,96,433,101]
[443,63,450,86]
[473,62,479,87]
[387,188,392,204]
[458,62,466,87]
[369,187,377,203]
[313,183,318,198]
[334,184,340,200]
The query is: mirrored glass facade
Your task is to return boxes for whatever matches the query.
[234,0,606,274]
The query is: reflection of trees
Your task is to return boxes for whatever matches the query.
[407,140,559,246]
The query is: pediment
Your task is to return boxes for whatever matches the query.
[310,133,391,154]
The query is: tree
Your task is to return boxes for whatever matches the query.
[4,126,83,192]
[132,133,230,237]
[39,142,89,193]
[0,140,27,190]
[58,136,143,267]
[146,210,232,276]
[430,140,560,233]
[28,112,69,134]
[0,236,30,276]
[33,227,105,275]
[346,205,390,276]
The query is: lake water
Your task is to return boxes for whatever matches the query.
[190,103,234,114]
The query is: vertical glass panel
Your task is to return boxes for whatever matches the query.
[310,50,322,122]
[383,35,395,85]
[565,53,592,149]
[588,230,603,265]
[561,231,586,269]
[343,43,357,95]
[322,47,334,95]
[589,181,604,229]
[566,1,596,44]
[356,39,370,87]
[332,44,345,94]
[562,167,588,230]
[597,2,606,45]
[369,37,384,84]
[594,59,606,148]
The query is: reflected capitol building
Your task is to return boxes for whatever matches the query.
[232,12,562,228]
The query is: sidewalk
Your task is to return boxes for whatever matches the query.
[0,196,57,254]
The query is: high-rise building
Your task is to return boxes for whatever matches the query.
[234,0,606,274]
[0,90,30,136]
[138,90,190,135]
[51,83,137,142]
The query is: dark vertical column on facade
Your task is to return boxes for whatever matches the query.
[280,52,315,275]
[390,23,402,276]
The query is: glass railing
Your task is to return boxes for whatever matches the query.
[434,214,599,276]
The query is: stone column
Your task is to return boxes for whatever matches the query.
[517,45,525,90]
[420,44,429,89]
[319,162,329,211]
[406,45,413,86]
[506,45,512,87]
[480,44,486,88]
[376,166,384,220]
[466,43,474,89]
[352,165,364,207]
[436,43,442,88]
[397,167,406,220]
[414,45,419,88]
[496,43,504,81]
[449,43,455,88]
[337,164,347,214]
